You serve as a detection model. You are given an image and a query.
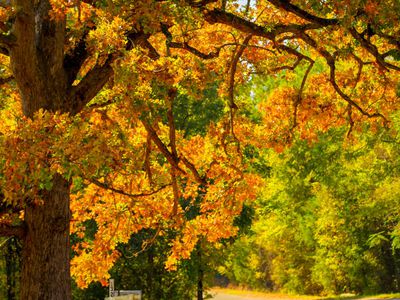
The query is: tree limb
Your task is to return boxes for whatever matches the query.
[329,61,386,120]
[180,156,206,185]
[0,46,8,56]
[127,30,160,60]
[68,55,114,115]
[229,35,252,111]
[291,59,314,132]
[68,29,160,115]
[144,133,154,186]
[166,89,180,215]
[376,31,400,50]
[142,119,206,185]
[293,32,387,121]
[271,56,302,72]
[204,8,334,39]
[186,0,218,7]
[347,104,354,137]
[141,120,187,176]
[267,0,339,26]
[349,27,400,72]
[63,32,89,86]
[169,42,221,59]
[89,178,171,198]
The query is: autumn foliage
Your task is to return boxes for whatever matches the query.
[0,0,398,298]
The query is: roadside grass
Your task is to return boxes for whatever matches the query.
[210,288,400,300]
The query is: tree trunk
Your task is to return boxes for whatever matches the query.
[197,272,204,300]
[7,1,72,299]
[20,174,71,300]
[197,244,204,300]
[5,0,113,297]
[6,237,21,300]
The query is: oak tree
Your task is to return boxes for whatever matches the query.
[0,0,398,299]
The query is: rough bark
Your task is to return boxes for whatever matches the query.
[10,0,68,117]
[9,1,72,299]
[20,174,71,300]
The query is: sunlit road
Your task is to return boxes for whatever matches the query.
[211,293,269,300]
[209,290,400,300]
[209,291,301,300]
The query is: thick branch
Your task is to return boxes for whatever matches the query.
[204,8,332,39]
[271,56,301,72]
[169,41,275,60]
[278,44,314,63]
[298,60,314,101]
[204,9,275,39]
[63,32,89,86]
[162,22,220,59]
[0,46,8,56]
[224,35,251,156]
[376,31,400,50]
[267,0,339,26]
[68,56,114,115]
[274,44,314,134]
[350,53,364,89]
[347,104,354,137]
[68,30,159,115]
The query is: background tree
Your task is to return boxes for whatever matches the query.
[221,123,400,294]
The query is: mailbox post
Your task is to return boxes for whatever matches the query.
[109,279,115,297]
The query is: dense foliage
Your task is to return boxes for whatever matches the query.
[0,0,398,299]
[221,123,400,295]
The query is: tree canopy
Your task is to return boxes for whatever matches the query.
[0,0,398,299]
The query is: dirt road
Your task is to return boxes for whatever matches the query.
[209,290,307,300]
[211,293,266,300]
[209,290,400,300]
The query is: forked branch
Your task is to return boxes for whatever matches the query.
[297,32,387,121]
[141,119,206,185]
[349,27,400,72]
